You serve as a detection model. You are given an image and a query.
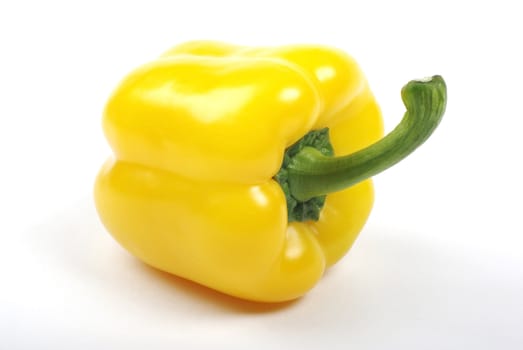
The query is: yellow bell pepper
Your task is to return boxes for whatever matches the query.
[94,41,446,302]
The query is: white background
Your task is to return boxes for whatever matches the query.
[1,0,522,349]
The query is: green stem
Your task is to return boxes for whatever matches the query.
[287,75,447,201]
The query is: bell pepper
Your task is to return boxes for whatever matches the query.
[94,41,446,302]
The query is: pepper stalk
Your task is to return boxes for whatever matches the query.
[275,75,447,222]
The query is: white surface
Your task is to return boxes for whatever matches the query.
[1,0,523,349]
[4,200,523,349]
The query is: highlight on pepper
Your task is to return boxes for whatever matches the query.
[94,40,447,303]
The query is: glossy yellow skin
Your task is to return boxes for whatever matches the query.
[94,41,384,302]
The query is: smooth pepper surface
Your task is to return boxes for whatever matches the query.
[94,41,445,302]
